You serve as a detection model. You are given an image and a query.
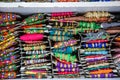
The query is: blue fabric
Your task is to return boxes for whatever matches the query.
[50,29,55,35]
[84,50,108,55]
[66,47,73,54]
[53,46,73,54]
[88,43,92,48]
[83,42,107,48]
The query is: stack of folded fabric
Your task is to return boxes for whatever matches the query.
[47,12,81,78]
[81,31,116,78]
[19,13,52,79]
[112,35,120,72]
[0,12,21,79]
[79,11,119,78]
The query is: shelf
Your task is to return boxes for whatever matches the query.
[0,2,120,15]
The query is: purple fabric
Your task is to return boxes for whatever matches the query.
[70,64,72,69]
[70,67,72,72]
[108,73,113,78]
[87,58,108,62]
[62,63,64,68]
[91,73,114,78]
[76,63,78,67]
[91,74,95,78]
[100,74,105,78]
[57,61,60,68]
[108,73,110,78]
[64,68,66,72]
[75,68,77,72]
[58,67,61,72]
[66,64,68,68]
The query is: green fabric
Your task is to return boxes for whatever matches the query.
[78,22,101,30]
[27,19,46,25]
[0,21,18,26]
[86,65,109,71]
[23,14,44,25]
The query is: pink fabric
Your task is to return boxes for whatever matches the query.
[51,12,73,17]
[114,53,120,59]
[20,33,44,41]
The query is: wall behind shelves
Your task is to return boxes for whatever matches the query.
[0,2,120,15]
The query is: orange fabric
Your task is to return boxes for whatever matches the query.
[115,37,120,42]
[90,68,112,74]
[22,24,43,29]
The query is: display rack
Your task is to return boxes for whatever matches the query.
[0,1,120,80]
[0,2,120,15]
